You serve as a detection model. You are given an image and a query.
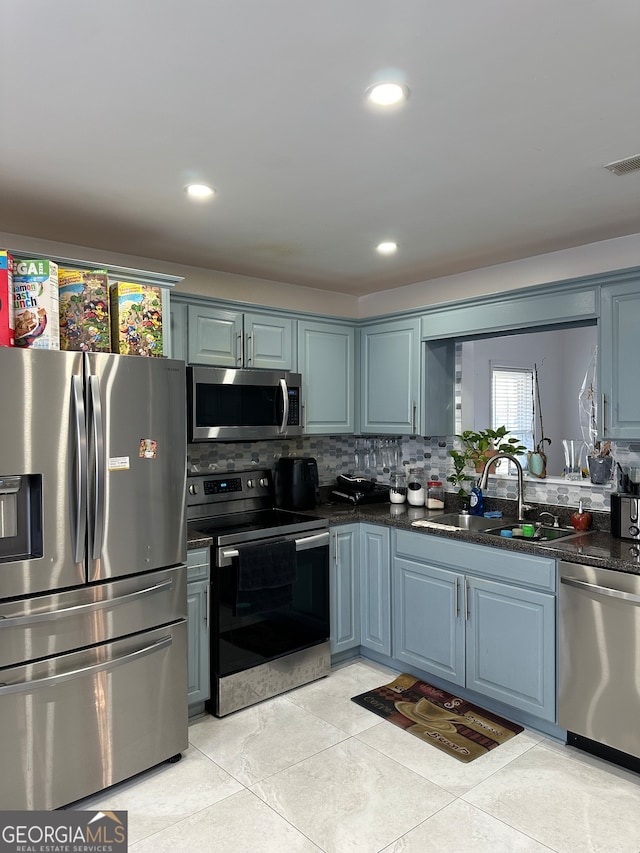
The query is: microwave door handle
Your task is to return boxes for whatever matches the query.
[279,377,289,434]
[71,375,88,564]
[89,375,106,567]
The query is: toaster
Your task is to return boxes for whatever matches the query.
[610,493,640,540]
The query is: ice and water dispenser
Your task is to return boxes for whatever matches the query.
[0,474,43,561]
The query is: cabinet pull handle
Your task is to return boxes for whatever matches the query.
[454,577,459,617]
[464,578,470,620]
[236,333,243,365]
[600,392,606,437]
[247,332,254,366]
[204,584,209,627]
[411,400,416,434]
[302,401,307,430]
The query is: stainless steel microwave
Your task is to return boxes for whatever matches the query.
[187,366,303,441]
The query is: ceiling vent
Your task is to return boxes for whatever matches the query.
[603,154,640,176]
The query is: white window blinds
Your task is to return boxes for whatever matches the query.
[491,366,534,453]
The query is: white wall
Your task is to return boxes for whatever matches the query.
[0,231,359,318]
[359,232,640,318]
[3,229,640,321]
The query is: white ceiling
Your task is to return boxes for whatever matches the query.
[2,0,640,297]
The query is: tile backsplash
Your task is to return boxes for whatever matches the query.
[188,435,640,511]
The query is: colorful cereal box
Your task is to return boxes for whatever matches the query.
[13,259,60,350]
[0,250,15,347]
[109,282,163,357]
[59,267,111,352]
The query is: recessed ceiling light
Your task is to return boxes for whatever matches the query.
[366,82,410,106]
[185,183,215,200]
[376,241,398,255]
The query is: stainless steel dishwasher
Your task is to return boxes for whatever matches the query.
[558,560,640,767]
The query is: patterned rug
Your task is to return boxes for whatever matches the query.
[351,673,524,763]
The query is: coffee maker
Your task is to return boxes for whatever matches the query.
[610,465,640,540]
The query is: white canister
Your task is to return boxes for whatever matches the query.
[389,473,407,504]
[407,468,425,506]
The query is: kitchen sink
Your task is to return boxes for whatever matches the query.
[426,513,514,532]
[484,524,592,543]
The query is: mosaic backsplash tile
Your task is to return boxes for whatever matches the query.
[188,435,640,511]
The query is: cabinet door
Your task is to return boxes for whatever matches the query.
[187,305,243,367]
[187,548,210,709]
[187,579,210,706]
[330,524,360,654]
[393,557,464,685]
[359,524,391,655]
[599,280,640,439]
[298,320,355,434]
[360,318,421,434]
[466,576,555,721]
[169,300,188,362]
[244,312,295,371]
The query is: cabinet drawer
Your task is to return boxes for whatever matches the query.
[394,529,555,592]
[187,547,210,582]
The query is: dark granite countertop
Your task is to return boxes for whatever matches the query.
[187,529,213,550]
[300,500,640,576]
[186,498,640,575]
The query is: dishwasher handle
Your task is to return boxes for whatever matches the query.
[561,574,640,605]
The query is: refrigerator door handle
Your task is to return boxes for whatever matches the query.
[89,374,106,565]
[0,634,174,696]
[0,578,174,626]
[71,375,88,564]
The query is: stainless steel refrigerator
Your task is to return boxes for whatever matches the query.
[0,348,188,810]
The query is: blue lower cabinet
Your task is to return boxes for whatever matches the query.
[330,524,360,654]
[393,558,465,685]
[392,532,556,723]
[466,576,555,720]
[187,548,210,709]
[359,524,391,656]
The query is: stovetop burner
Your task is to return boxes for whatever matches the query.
[186,469,327,547]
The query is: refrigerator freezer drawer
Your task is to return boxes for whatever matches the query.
[0,621,188,810]
[0,566,186,669]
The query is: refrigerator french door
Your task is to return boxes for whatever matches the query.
[0,348,188,810]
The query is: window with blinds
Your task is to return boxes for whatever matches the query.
[491,365,534,472]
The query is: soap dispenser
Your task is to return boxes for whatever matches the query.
[468,480,484,516]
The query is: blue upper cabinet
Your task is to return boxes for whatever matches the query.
[169,299,188,362]
[298,320,355,434]
[360,318,421,434]
[185,303,295,370]
[599,279,640,440]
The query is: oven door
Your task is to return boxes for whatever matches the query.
[213,530,330,678]
[187,366,302,441]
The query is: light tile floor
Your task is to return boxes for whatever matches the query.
[75,659,640,852]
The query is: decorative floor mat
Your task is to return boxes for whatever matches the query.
[352,673,524,763]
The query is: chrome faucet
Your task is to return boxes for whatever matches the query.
[538,511,560,528]
[478,452,532,522]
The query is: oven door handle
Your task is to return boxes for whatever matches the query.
[220,530,330,561]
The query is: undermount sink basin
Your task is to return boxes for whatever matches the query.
[484,524,592,543]
[427,513,513,532]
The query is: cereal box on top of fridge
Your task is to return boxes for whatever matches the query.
[0,250,15,347]
[13,259,60,349]
[110,281,163,357]
[59,267,111,352]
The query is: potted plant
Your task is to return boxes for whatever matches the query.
[447,427,527,495]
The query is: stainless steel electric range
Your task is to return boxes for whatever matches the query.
[187,469,330,716]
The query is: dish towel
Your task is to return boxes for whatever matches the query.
[236,538,297,615]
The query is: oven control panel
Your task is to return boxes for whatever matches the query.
[186,470,273,509]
